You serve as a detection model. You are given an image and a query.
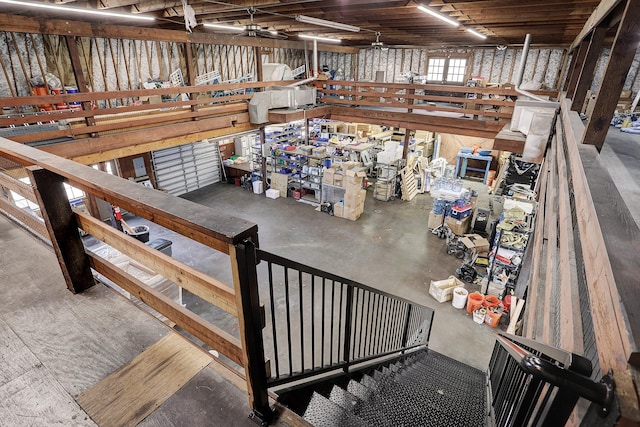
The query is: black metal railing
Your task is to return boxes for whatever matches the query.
[256,249,434,387]
[489,332,614,426]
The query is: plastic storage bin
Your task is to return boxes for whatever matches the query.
[146,238,172,256]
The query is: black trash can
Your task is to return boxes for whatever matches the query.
[146,238,172,257]
[125,225,150,243]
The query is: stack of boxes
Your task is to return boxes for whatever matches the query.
[322,162,367,221]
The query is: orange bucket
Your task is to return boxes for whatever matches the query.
[485,308,502,328]
[483,295,500,310]
[466,292,484,314]
[487,170,496,186]
[32,86,53,111]
[50,88,68,110]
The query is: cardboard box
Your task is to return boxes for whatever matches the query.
[344,189,366,209]
[345,168,366,186]
[341,206,362,221]
[428,212,444,230]
[333,173,344,187]
[322,168,335,185]
[340,161,360,171]
[445,215,471,235]
[429,276,465,303]
[460,234,490,256]
[347,124,357,135]
[333,202,344,218]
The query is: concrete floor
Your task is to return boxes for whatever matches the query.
[123,178,502,372]
[3,125,639,425]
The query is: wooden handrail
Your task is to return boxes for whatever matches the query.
[75,211,238,316]
[0,138,258,253]
[87,250,244,365]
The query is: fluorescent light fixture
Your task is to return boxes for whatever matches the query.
[296,15,360,33]
[467,29,487,39]
[417,5,459,27]
[299,34,341,43]
[0,0,155,21]
[203,23,244,31]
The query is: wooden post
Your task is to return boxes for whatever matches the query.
[571,26,607,112]
[65,35,96,128]
[565,41,589,98]
[583,0,640,151]
[185,41,198,117]
[254,46,264,82]
[229,239,272,424]
[27,166,95,294]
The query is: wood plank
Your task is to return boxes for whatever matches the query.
[570,0,623,49]
[27,167,95,294]
[77,333,211,427]
[570,26,607,112]
[582,0,640,150]
[0,137,258,253]
[40,111,250,158]
[565,40,589,99]
[560,99,640,420]
[541,138,558,345]
[75,211,238,316]
[0,197,48,238]
[69,123,257,165]
[0,172,36,202]
[87,252,244,365]
[555,124,583,354]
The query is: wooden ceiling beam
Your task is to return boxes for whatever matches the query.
[0,13,357,53]
[570,0,623,49]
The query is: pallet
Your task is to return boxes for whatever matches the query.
[400,167,418,201]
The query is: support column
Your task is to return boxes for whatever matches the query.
[583,0,640,151]
[565,41,589,98]
[27,167,95,294]
[65,35,96,128]
[571,26,607,112]
[230,240,273,424]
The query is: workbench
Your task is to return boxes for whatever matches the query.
[454,152,493,184]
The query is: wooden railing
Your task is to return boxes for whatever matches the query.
[315,80,558,120]
[522,97,640,423]
[0,137,272,421]
[0,80,293,144]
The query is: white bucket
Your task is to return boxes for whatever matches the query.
[473,308,486,324]
[252,180,263,194]
[451,287,468,309]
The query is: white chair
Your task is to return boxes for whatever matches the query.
[361,149,374,176]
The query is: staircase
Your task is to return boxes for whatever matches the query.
[279,348,488,427]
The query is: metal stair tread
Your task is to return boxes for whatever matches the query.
[303,391,368,427]
[328,385,364,412]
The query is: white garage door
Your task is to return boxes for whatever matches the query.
[152,139,221,196]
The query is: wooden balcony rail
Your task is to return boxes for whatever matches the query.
[523,97,640,422]
[315,80,559,120]
[0,136,259,369]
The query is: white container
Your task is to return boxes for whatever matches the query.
[265,188,280,199]
[451,287,468,309]
[473,308,486,324]
[252,180,264,194]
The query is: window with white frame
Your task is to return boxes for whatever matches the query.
[426,58,446,81]
[426,56,468,84]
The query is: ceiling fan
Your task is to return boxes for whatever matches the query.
[202,6,287,39]
[238,7,288,40]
